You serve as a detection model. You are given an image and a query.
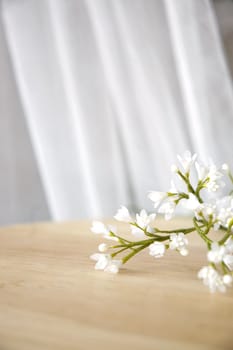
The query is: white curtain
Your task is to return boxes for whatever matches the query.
[1,0,233,222]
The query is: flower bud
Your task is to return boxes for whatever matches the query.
[223,274,233,286]
[180,248,189,256]
[222,163,229,171]
[98,243,108,252]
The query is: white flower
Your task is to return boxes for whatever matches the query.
[195,202,217,221]
[90,253,122,273]
[215,196,233,229]
[217,208,232,229]
[198,266,227,293]
[148,187,180,220]
[169,233,189,256]
[222,163,229,172]
[197,163,224,192]
[90,253,111,270]
[223,274,233,286]
[91,221,108,235]
[207,242,226,264]
[195,161,208,181]
[158,199,176,220]
[91,221,118,241]
[136,209,156,229]
[149,242,165,258]
[195,159,225,193]
[177,150,197,173]
[98,243,108,252]
[131,209,156,237]
[104,259,122,274]
[207,239,233,270]
[114,206,132,223]
[148,191,167,208]
[198,266,212,279]
[206,165,224,192]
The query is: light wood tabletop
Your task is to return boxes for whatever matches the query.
[0,218,232,350]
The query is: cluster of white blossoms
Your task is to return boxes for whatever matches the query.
[90,151,233,293]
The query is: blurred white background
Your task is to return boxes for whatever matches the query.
[0,0,233,226]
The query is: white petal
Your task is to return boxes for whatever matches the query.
[177,151,197,173]
[91,221,107,234]
[98,243,108,252]
[94,254,111,270]
[223,274,233,286]
[179,248,189,256]
[195,161,207,181]
[114,206,132,222]
[149,242,165,258]
[223,255,233,270]
[198,266,209,279]
[90,253,102,261]
[104,260,122,274]
[139,209,147,218]
[148,191,166,208]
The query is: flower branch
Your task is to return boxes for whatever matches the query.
[90,151,233,293]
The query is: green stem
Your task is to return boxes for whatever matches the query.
[228,170,233,185]
[219,232,232,245]
[130,222,198,238]
[209,262,217,270]
[219,218,233,245]
[122,242,152,264]
[111,238,156,250]
[109,231,131,244]
[195,179,208,204]
[111,225,201,252]
[177,170,196,195]
[195,190,203,204]
[111,224,198,261]
[111,246,133,258]
[193,218,212,246]
[130,223,162,238]
[221,261,231,274]
[177,170,203,203]
[154,226,196,234]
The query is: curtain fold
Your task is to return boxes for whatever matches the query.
[1,0,233,221]
[165,0,233,161]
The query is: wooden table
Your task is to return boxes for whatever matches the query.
[0,218,232,350]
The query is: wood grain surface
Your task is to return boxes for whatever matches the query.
[0,218,232,350]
